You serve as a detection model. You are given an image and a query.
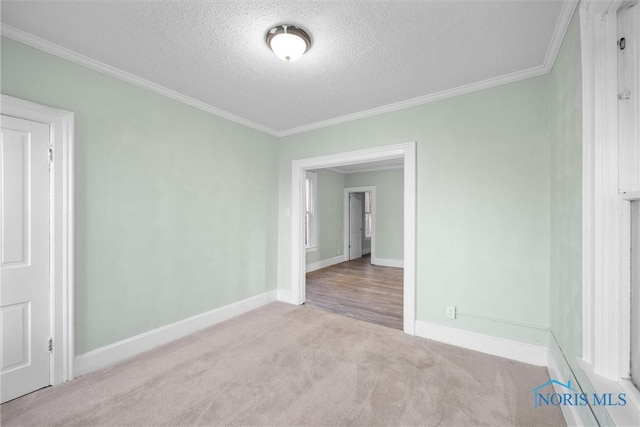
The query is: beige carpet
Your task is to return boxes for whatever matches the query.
[1,302,564,426]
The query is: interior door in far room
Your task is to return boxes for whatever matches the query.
[1,115,51,403]
[349,193,363,260]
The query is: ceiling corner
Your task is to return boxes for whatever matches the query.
[542,0,580,74]
[1,24,280,138]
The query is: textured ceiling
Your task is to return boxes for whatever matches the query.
[1,1,572,135]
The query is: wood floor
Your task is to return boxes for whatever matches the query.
[305,255,403,330]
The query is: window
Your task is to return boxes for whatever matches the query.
[305,171,317,249]
[364,191,372,238]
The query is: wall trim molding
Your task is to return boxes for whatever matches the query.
[328,165,404,175]
[0,25,278,137]
[291,142,417,335]
[74,290,277,377]
[278,1,578,137]
[414,320,548,366]
[542,0,580,75]
[579,359,640,426]
[578,0,639,383]
[306,255,345,273]
[373,258,404,268]
[2,1,578,139]
[278,66,548,137]
[546,348,585,427]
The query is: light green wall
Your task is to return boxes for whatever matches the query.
[306,169,345,265]
[278,76,552,346]
[548,13,604,426]
[549,12,583,370]
[345,169,404,261]
[1,37,279,354]
[3,19,588,357]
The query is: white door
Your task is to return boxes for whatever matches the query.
[1,115,51,403]
[349,193,363,260]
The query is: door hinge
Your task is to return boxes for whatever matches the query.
[48,147,53,163]
[48,338,53,352]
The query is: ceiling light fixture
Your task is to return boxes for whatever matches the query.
[266,24,311,62]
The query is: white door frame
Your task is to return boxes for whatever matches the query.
[343,186,376,263]
[2,94,75,384]
[347,191,364,260]
[291,142,416,335]
[580,0,640,423]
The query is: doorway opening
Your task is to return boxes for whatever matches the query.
[304,171,403,329]
[290,142,416,335]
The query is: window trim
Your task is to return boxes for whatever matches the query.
[364,191,373,239]
[304,171,318,250]
[580,0,640,423]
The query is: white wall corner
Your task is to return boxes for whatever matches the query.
[74,290,277,377]
[306,255,345,273]
[276,289,297,305]
[414,320,548,366]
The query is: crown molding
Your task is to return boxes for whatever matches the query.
[542,0,579,74]
[0,25,279,137]
[276,64,549,136]
[3,0,578,139]
[277,0,578,137]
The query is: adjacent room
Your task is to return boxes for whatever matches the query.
[1,0,639,426]
[304,162,405,330]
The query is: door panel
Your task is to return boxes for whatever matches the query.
[349,193,363,260]
[1,129,28,265]
[1,115,51,403]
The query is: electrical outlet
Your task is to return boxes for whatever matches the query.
[446,306,456,319]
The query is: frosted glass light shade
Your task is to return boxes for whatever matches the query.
[266,25,311,62]
[270,33,307,62]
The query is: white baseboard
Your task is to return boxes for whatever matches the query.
[75,290,277,377]
[306,255,345,273]
[547,350,583,427]
[414,320,547,366]
[579,359,640,427]
[373,258,404,268]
